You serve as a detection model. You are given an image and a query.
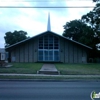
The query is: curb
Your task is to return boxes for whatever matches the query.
[0,79,100,82]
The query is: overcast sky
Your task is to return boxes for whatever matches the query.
[0,0,96,48]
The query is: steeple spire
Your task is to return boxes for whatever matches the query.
[47,12,51,31]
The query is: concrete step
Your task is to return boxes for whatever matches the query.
[37,70,60,75]
[37,64,60,75]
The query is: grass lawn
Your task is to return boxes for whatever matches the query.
[55,63,100,75]
[0,63,100,75]
[0,63,43,74]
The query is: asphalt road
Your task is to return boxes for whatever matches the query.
[0,81,100,100]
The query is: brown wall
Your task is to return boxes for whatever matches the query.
[10,38,38,62]
[9,34,88,63]
[60,38,87,63]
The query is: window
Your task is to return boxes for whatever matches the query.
[38,34,59,61]
[39,34,59,50]
[38,51,43,61]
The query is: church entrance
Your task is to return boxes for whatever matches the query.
[38,34,59,62]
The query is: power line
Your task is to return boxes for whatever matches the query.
[0,6,95,8]
[0,0,97,2]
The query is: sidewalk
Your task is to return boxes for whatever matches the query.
[37,64,60,74]
[0,73,100,78]
[0,73,100,81]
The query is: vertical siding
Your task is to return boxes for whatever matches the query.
[60,38,64,62]
[82,48,87,63]
[77,46,82,63]
[11,50,15,62]
[10,39,35,63]
[65,41,69,63]
[11,51,14,57]
[15,48,19,62]
[9,33,89,63]
[73,45,78,63]
[29,41,34,62]
[24,43,29,62]
[64,40,88,63]
[33,38,38,62]
[19,45,24,62]
[69,42,74,63]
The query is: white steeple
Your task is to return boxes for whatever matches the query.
[47,12,51,31]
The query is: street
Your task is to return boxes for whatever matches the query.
[0,81,100,100]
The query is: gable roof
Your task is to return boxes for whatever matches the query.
[5,31,92,50]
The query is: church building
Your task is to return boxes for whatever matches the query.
[5,14,92,63]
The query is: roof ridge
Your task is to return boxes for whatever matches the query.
[5,31,92,50]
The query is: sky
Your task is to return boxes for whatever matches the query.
[0,0,96,48]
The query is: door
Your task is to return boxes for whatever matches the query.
[44,50,53,61]
[48,50,53,61]
[44,50,48,61]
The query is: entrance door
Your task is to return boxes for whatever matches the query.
[44,50,53,61]
[48,50,53,61]
[44,50,48,61]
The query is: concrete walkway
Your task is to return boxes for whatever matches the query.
[39,64,58,72]
[0,73,100,77]
[37,64,60,75]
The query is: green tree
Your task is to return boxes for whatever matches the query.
[63,20,94,47]
[81,3,100,47]
[4,30,28,47]
[93,0,100,2]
